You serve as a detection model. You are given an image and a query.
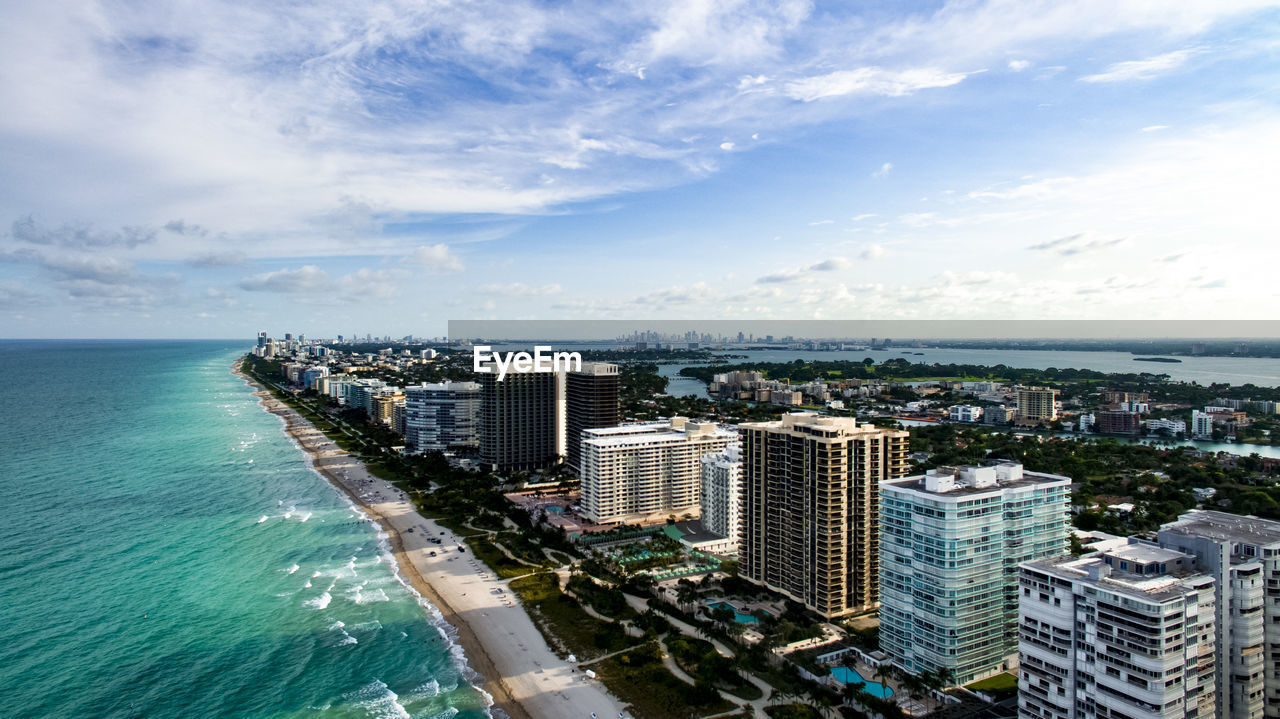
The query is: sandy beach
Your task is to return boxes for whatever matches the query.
[236,362,629,719]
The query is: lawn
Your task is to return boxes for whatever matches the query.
[508,573,637,660]
[590,642,733,719]
[967,672,1018,694]
[465,537,536,578]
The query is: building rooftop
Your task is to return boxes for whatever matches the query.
[1160,509,1280,547]
[883,463,1070,498]
[1026,550,1206,602]
[1105,543,1187,565]
[583,418,736,448]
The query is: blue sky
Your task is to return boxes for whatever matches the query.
[1,0,1278,338]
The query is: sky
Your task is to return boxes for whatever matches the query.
[1,0,1279,339]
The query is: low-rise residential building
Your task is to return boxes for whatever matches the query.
[949,405,984,422]
[1145,417,1187,436]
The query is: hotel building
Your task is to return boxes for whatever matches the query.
[739,413,909,619]
[579,417,735,524]
[880,463,1071,684]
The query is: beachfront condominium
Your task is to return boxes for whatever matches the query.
[880,463,1070,684]
[564,362,620,476]
[1157,510,1280,719]
[1016,387,1060,422]
[580,417,736,524]
[477,366,563,473]
[700,445,742,554]
[1019,540,1219,719]
[739,413,909,619]
[1017,510,1280,719]
[404,381,481,453]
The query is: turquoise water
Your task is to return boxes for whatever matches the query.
[706,602,762,624]
[829,667,893,698]
[0,340,486,719]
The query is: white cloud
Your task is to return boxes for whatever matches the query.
[720,141,736,151]
[860,244,886,260]
[1079,48,1202,83]
[479,282,563,296]
[403,244,464,272]
[808,219,834,226]
[1008,59,1031,72]
[1141,125,1170,132]
[872,162,893,179]
[237,266,333,294]
[756,256,851,283]
[785,67,973,102]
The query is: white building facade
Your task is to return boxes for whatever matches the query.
[1019,542,1219,719]
[580,418,736,524]
[699,444,742,553]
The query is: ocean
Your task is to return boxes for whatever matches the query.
[0,340,487,719]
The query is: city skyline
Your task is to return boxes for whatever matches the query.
[2,1,1279,338]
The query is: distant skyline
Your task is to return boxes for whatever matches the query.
[2,1,1279,338]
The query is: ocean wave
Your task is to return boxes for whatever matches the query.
[302,592,332,610]
[283,563,300,575]
[256,515,269,524]
[343,679,411,719]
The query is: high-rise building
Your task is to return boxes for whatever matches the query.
[580,418,735,524]
[565,362,620,475]
[880,463,1070,684]
[700,445,742,553]
[257,331,268,347]
[739,413,909,619]
[1016,387,1060,422]
[1018,510,1280,719]
[1019,541,1219,719]
[1157,510,1280,719]
[477,366,563,473]
[404,381,481,452]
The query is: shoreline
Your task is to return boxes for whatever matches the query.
[233,359,628,719]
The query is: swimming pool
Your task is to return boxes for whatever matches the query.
[707,601,763,624]
[830,666,894,699]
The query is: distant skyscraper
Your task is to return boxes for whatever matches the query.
[739,413,909,618]
[880,463,1070,684]
[404,381,481,453]
[477,366,562,473]
[565,362,620,475]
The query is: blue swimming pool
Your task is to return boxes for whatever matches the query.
[708,601,763,624]
[830,666,894,699]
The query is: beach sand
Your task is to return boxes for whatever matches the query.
[236,362,629,719]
